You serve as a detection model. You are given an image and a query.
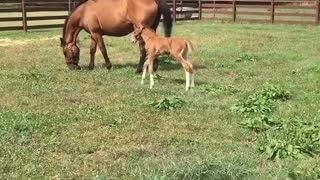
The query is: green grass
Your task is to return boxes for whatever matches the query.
[0,21,319,179]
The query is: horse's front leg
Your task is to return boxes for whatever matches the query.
[137,41,159,73]
[89,37,97,70]
[91,33,112,70]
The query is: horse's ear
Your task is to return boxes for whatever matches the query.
[60,37,64,47]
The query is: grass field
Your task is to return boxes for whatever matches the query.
[0,21,319,179]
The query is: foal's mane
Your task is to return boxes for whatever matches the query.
[62,0,88,41]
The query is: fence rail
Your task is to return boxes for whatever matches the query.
[0,0,319,32]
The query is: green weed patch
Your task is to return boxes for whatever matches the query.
[148,97,186,110]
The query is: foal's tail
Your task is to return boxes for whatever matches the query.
[184,40,194,54]
[156,0,173,37]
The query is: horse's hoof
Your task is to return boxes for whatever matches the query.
[105,63,112,70]
[68,64,81,70]
[153,65,158,72]
[88,66,94,70]
[136,67,143,73]
[106,66,112,73]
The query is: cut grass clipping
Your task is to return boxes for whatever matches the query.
[235,54,258,62]
[232,84,320,160]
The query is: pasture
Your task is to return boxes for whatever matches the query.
[0,21,319,179]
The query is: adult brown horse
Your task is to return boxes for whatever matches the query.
[60,0,172,72]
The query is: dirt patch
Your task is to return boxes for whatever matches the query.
[0,36,60,47]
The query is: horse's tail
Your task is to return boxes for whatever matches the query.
[156,0,173,37]
[184,40,194,54]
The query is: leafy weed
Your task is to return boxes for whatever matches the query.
[148,97,186,110]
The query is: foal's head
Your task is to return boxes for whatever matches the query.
[131,24,145,43]
[131,23,156,43]
[60,38,81,70]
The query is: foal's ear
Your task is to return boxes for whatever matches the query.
[60,37,64,47]
[133,23,139,30]
[133,23,143,30]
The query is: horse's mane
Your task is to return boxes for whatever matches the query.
[62,0,88,41]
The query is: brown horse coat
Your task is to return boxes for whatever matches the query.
[60,0,172,71]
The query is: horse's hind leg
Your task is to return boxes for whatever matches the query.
[91,33,112,70]
[89,37,97,70]
[150,13,161,72]
[137,41,147,73]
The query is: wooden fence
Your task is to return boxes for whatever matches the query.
[201,0,320,25]
[0,0,82,31]
[0,0,319,32]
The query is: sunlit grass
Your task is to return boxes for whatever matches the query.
[0,21,319,179]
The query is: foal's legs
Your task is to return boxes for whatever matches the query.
[91,33,112,70]
[89,37,97,70]
[183,52,195,88]
[147,54,156,89]
[173,53,194,90]
[137,41,159,73]
[136,16,160,73]
[141,59,149,85]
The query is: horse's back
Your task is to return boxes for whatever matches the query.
[82,0,158,36]
[127,0,158,22]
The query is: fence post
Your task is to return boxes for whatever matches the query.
[271,0,275,24]
[173,0,176,23]
[198,0,202,20]
[22,0,27,32]
[316,0,320,24]
[232,0,236,22]
[68,0,72,14]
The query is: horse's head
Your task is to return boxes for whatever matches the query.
[60,37,81,70]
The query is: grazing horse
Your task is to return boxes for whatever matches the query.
[60,0,172,72]
[131,23,195,90]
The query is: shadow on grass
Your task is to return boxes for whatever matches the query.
[168,78,207,86]
[159,63,207,71]
[79,57,207,72]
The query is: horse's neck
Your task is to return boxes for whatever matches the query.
[64,8,83,45]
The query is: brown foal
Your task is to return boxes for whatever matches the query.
[132,23,195,90]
